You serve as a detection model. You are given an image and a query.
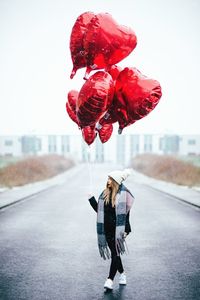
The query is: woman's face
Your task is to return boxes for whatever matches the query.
[107,177,112,188]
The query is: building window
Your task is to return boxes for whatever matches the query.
[144,135,152,153]
[130,135,140,153]
[48,135,57,153]
[21,136,40,154]
[48,145,57,153]
[188,139,196,145]
[5,140,13,146]
[36,138,42,151]
[61,135,70,153]
[159,135,179,154]
[159,138,163,150]
[5,153,13,157]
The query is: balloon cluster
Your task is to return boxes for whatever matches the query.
[66,12,162,145]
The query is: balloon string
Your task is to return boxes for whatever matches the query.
[87,145,93,195]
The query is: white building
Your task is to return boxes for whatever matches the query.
[0,134,199,165]
[179,135,200,156]
[0,136,22,156]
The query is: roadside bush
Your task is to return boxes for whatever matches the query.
[0,155,74,187]
[131,154,200,187]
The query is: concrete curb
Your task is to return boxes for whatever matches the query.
[131,170,200,209]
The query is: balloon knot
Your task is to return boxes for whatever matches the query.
[70,68,77,79]
[95,122,102,130]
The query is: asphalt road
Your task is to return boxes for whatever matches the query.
[0,163,200,300]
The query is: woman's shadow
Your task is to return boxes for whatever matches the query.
[101,285,126,300]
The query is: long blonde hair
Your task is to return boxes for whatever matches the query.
[103,177,119,207]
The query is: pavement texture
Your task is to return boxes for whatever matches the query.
[0,163,199,300]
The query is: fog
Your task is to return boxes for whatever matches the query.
[0,0,199,136]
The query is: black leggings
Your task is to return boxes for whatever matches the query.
[107,237,124,280]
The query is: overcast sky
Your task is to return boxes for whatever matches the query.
[0,0,199,136]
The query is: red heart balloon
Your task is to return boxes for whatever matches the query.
[114,67,162,133]
[82,126,97,145]
[98,123,113,143]
[96,108,118,130]
[68,90,79,112]
[84,13,137,78]
[66,90,79,126]
[66,102,79,126]
[107,64,122,81]
[70,12,95,79]
[77,71,114,128]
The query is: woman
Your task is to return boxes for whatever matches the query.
[88,169,134,290]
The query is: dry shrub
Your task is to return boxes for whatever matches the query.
[0,155,74,187]
[131,154,200,187]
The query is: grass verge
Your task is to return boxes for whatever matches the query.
[0,155,74,188]
[131,154,200,187]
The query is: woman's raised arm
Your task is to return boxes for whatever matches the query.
[88,196,98,212]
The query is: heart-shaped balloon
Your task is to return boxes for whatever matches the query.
[107,64,122,81]
[82,126,97,145]
[98,123,113,143]
[68,90,79,112]
[114,67,162,133]
[70,12,95,79]
[96,108,118,130]
[66,102,78,126]
[66,90,79,126]
[84,13,137,78]
[77,71,114,128]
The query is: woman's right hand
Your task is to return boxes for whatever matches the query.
[123,232,128,239]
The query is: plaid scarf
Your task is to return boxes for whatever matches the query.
[97,184,134,260]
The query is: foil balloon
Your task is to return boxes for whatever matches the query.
[70,12,95,79]
[68,90,79,112]
[82,126,97,145]
[107,64,122,81]
[98,123,113,143]
[96,108,118,130]
[114,67,162,133]
[66,102,79,126]
[83,13,137,79]
[66,90,79,126]
[77,71,114,128]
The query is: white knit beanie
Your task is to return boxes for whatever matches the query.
[108,168,132,185]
